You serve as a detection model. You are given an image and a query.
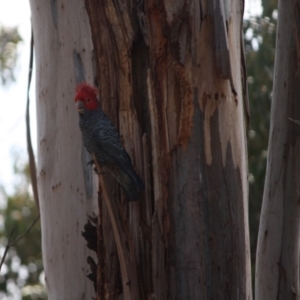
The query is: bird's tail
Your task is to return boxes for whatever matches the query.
[108,167,144,201]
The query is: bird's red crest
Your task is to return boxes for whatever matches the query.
[75,83,98,101]
[74,83,99,111]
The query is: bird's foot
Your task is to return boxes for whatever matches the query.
[93,167,106,175]
[87,159,94,166]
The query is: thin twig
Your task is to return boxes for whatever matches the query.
[0,214,40,271]
[9,214,40,247]
[26,27,39,210]
[0,229,15,271]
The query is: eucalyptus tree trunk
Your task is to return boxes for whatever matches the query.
[85,0,252,299]
[30,0,252,298]
[255,1,300,299]
[30,0,96,299]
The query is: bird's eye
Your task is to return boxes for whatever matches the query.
[86,98,90,102]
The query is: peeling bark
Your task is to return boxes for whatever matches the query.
[85,0,252,299]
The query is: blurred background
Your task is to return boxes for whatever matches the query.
[0,1,43,299]
[0,0,277,299]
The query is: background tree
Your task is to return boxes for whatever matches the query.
[244,4,277,280]
[255,0,300,299]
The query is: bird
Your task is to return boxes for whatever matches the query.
[74,83,144,201]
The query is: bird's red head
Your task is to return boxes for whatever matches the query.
[74,83,99,113]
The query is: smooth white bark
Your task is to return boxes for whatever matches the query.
[30,0,97,298]
[256,1,300,299]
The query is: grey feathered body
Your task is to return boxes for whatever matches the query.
[79,108,144,201]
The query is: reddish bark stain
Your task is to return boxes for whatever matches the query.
[202,91,208,111]
[174,64,193,146]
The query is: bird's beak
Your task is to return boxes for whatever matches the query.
[76,100,84,114]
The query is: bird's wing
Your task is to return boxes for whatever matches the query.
[94,124,144,189]
[95,125,132,167]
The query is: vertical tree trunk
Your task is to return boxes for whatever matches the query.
[85,0,252,299]
[255,1,300,299]
[30,0,96,298]
[30,0,252,298]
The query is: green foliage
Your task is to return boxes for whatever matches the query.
[261,0,278,17]
[0,162,46,299]
[0,24,22,85]
[244,4,277,280]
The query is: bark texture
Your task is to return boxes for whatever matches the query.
[255,1,300,299]
[30,0,96,299]
[85,0,252,299]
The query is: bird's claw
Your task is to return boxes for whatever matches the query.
[93,167,105,175]
[87,159,95,166]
